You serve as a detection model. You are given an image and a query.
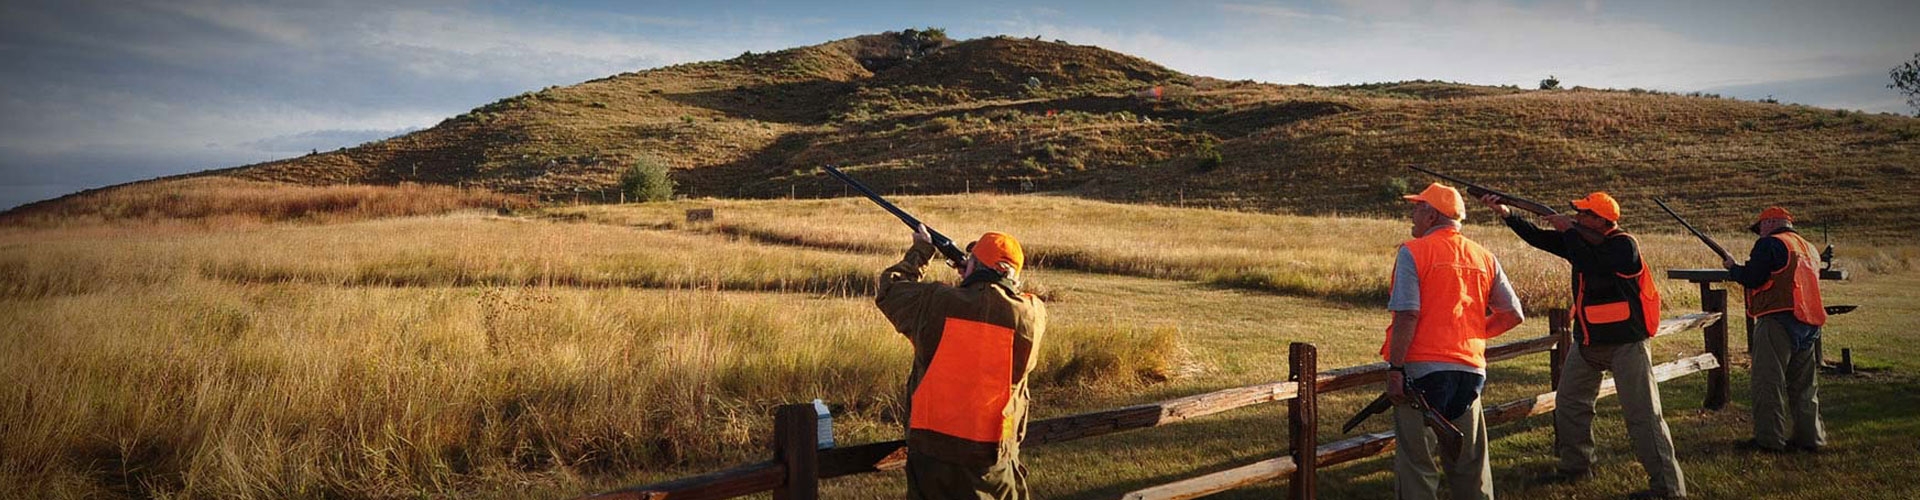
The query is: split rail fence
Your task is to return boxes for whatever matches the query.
[583,289,1732,500]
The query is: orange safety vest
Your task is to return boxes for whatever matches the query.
[1381,227,1497,368]
[1571,230,1661,344]
[1746,232,1827,326]
[909,317,1015,444]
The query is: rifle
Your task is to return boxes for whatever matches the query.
[1405,166,1604,244]
[1341,380,1466,458]
[1650,197,1735,262]
[823,166,968,268]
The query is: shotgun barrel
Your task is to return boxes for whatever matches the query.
[824,166,968,268]
[1651,197,1735,262]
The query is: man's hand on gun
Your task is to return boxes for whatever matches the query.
[913,223,933,246]
[1477,194,1512,218]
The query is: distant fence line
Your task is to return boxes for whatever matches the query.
[582,288,1732,500]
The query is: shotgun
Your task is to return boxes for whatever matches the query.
[824,166,968,268]
[1650,197,1735,262]
[1406,166,1604,244]
[1341,381,1466,458]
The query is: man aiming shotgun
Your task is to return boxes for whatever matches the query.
[829,166,1048,500]
[1459,173,1688,499]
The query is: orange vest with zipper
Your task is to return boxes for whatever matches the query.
[1381,227,1497,368]
[1746,232,1827,326]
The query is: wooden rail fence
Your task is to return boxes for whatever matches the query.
[583,290,1731,500]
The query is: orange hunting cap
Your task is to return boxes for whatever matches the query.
[1749,206,1793,234]
[1403,182,1466,221]
[969,232,1024,275]
[1570,192,1621,222]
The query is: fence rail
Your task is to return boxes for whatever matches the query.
[583,290,1730,500]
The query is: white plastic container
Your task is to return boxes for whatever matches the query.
[812,398,834,449]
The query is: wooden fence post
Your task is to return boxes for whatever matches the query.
[1548,308,1571,391]
[1288,342,1318,500]
[1702,289,1730,410]
[773,404,819,500]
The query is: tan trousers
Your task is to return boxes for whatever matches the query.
[1555,340,1686,496]
[1750,316,1827,449]
[1394,398,1492,500]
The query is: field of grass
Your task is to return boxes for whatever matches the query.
[0,177,527,229]
[3,192,1916,498]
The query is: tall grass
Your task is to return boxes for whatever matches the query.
[0,211,1179,498]
[0,276,909,497]
[0,177,528,228]
[2,214,886,297]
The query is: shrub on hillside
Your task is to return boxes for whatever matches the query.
[1193,138,1223,172]
[619,158,676,202]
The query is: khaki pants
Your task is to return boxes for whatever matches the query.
[1394,398,1492,500]
[1750,316,1827,449]
[1555,340,1686,496]
[905,450,1028,500]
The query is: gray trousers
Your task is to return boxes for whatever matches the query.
[1555,340,1686,496]
[1750,316,1827,449]
[1394,398,1493,500]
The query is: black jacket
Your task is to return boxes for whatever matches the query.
[1502,214,1653,345]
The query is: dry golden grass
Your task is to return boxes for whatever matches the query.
[6,192,1915,498]
[0,207,1178,498]
[546,194,1800,310]
[0,177,528,228]
[0,275,912,497]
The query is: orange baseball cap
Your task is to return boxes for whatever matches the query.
[1402,182,1466,221]
[968,232,1024,275]
[1570,192,1621,222]
[1749,206,1793,234]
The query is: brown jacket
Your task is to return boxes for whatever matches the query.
[877,240,1046,469]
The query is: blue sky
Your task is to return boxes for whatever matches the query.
[2,0,1916,210]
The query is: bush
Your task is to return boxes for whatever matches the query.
[619,158,676,202]
[1193,139,1223,172]
[1539,75,1561,90]
[1379,176,1413,201]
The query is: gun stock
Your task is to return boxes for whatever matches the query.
[1341,382,1466,458]
[823,166,968,267]
[1650,198,1735,262]
[1408,389,1466,459]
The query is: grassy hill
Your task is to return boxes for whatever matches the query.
[6,30,1917,241]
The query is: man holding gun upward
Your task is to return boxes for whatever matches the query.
[1480,192,1686,499]
[1386,183,1525,500]
[877,224,1047,500]
[1724,207,1827,454]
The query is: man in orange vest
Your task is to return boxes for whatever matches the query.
[1386,183,1525,500]
[1480,192,1686,499]
[877,224,1046,500]
[1724,207,1827,453]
